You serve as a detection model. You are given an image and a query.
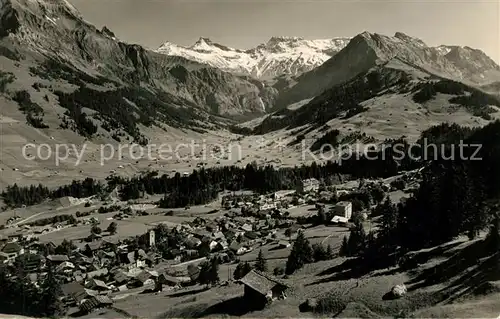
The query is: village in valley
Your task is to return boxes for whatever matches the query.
[0,171,419,318]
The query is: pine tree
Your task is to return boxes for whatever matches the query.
[198,241,211,257]
[326,244,334,259]
[199,258,219,287]
[233,261,252,280]
[255,249,267,272]
[39,263,64,317]
[285,230,313,275]
[107,222,118,235]
[486,214,500,254]
[55,239,76,255]
[209,257,220,285]
[346,219,366,256]
[90,225,102,235]
[312,243,327,261]
[318,206,327,225]
[379,198,399,250]
[339,236,349,257]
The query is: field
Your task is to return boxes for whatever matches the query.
[84,234,500,319]
[1,177,499,319]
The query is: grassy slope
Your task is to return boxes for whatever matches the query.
[103,231,500,319]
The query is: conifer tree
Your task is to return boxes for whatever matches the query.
[234,261,252,280]
[107,222,118,235]
[40,263,64,317]
[255,249,267,272]
[199,258,219,287]
[285,230,313,274]
[326,244,334,259]
[339,236,349,257]
[346,219,366,256]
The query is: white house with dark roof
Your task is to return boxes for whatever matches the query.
[1,242,24,259]
[333,201,353,219]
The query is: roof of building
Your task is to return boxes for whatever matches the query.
[126,251,135,264]
[158,273,181,285]
[278,240,290,246]
[1,242,22,254]
[85,241,103,251]
[103,237,120,245]
[135,270,157,283]
[240,224,253,232]
[229,241,242,252]
[335,201,352,207]
[185,237,202,247]
[55,261,75,272]
[331,216,349,223]
[61,282,86,297]
[79,295,113,312]
[90,279,110,290]
[239,270,288,295]
[193,229,212,239]
[86,268,108,278]
[274,190,296,197]
[47,254,69,262]
[113,271,129,284]
[244,232,259,240]
[137,249,148,260]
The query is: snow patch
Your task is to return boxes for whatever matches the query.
[156,36,352,78]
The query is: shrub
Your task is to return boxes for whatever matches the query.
[312,294,345,314]
[273,266,285,276]
[390,179,406,190]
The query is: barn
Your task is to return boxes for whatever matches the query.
[238,270,288,307]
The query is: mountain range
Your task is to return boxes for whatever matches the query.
[272,31,500,110]
[1,0,500,148]
[156,36,352,79]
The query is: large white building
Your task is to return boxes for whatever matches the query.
[333,201,353,220]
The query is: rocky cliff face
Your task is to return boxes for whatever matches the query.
[0,0,277,118]
[156,36,352,79]
[272,32,500,110]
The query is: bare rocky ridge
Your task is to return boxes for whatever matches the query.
[252,58,500,142]
[0,0,278,120]
[0,0,500,159]
[272,31,500,110]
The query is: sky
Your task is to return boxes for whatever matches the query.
[68,0,500,63]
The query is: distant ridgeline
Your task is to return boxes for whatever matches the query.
[3,121,500,211]
[336,121,500,275]
[1,152,404,209]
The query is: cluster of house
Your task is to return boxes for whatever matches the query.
[169,211,297,260]
[0,176,366,315]
[0,232,171,314]
[221,178,322,210]
[0,207,299,315]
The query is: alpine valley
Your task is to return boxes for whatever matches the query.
[0,0,500,187]
[1,1,500,319]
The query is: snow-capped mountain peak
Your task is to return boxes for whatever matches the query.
[155,36,352,79]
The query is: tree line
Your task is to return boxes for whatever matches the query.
[0,262,64,317]
[340,120,500,271]
[5,121,500,213]
[1,178,103,208]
